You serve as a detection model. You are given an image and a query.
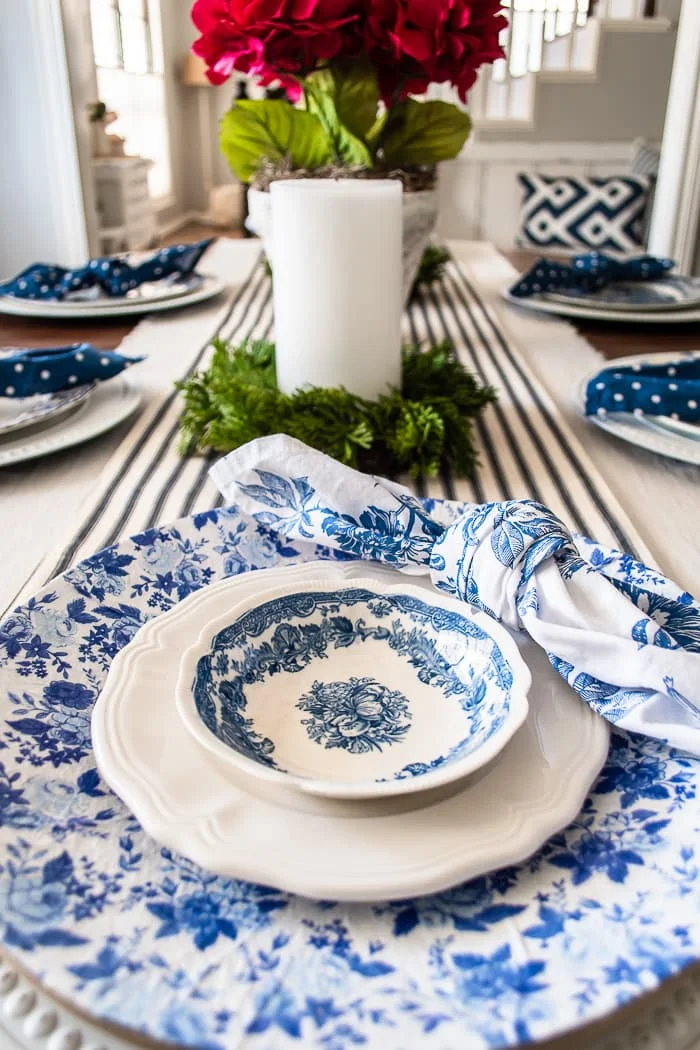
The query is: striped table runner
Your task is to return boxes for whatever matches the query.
[22,238,650,604]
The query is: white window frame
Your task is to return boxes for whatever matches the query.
[90,0,175,208]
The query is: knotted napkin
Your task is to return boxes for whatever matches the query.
[0,345,143,397]
[211,435,700,756]
[509,251,674,298]
[585,358,700,422]
[0,239,214,301]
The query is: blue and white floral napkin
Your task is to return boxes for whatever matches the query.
[0,344,143,397]
[211,435,700,756]
[509,252,674,298]
[585,358,700,422]
[0,239,214,301]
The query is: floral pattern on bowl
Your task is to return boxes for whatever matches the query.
[176,581,530,799]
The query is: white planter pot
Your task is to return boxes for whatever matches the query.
[247,185,438,304]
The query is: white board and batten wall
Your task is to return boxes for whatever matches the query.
[437,140,637,251]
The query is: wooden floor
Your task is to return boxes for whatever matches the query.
[158,221,245,247]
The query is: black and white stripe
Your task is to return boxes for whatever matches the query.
[33,250,644,594]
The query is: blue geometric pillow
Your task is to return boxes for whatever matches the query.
[517,173,652,256]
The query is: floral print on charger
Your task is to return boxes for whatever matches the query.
[0,501,698,1050]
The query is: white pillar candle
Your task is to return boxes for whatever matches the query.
[269,179,403,400]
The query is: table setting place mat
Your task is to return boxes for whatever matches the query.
[0,240,699,1050]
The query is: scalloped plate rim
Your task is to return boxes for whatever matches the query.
[92,562,610,902]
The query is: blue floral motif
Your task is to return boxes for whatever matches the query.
[194,589,511,777]
[0,500,699,1050]
[297,677,412,754]
[227,464,700,745]
[5,680,96,767]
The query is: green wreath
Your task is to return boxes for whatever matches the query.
[177,338,496,480]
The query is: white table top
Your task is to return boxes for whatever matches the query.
[0,239,699,1050]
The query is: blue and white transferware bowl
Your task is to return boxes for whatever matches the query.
[176,576,530,800]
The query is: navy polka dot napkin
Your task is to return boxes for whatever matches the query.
[510,251,674,298]
[585,359,700,422]
[0,345,144,398]
[0,239,214,302]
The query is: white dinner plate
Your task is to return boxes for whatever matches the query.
[0,274,226,319]
[643,414,700,441]
[0,374,140,467]
[503,287,700,324]
[544,275,700,313]
[0,382,94,438]
[60,273,205,308]
[579,351,700,466]
[92,561,609,902]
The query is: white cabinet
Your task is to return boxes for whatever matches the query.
[93,157,157,253]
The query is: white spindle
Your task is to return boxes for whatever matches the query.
[473,0,648,124]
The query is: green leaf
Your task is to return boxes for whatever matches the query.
[381,100,472,167]
[331,59,380,143]
[304,78,372,166]
[219,100,332,183]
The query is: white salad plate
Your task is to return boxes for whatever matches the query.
[0,274,226,319]
[503,287,700,324]
[579,351,700,466]
[0,375,141,467]
[644,413,700,441]
[544,275,700,312]
[92,561,609,902]
[0,382,94,438]
[57,272,206,307]
[176,576,531,800]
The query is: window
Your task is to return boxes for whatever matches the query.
[90,0,173,200]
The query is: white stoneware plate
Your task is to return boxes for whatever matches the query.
[92,561,609,902]
[579,351,700,466]
[61,272,205,306]
[544,275,700,313]
[0,382,94,438]
[0,375,141,467]
[176,576,531,800]
[0,275,225,319]
[503,287,700,324]
[643,413,700,441]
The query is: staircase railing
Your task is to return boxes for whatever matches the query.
[464,0,661,123]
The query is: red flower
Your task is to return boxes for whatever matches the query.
[191,0,361,93]
[364,0,507,102]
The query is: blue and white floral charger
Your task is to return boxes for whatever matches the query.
[0,502,699,1050]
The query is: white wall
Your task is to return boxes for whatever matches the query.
[437,140,635,248]
[0,0,88,273]
[477,22,677,144]
[60,0,101,256]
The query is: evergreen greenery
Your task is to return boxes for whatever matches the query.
[177,339,496,479]
[410,245,450,298]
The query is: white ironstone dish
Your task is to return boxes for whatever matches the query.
[176,577,530,800]
[502,287,700,324]
[0,275,225,319]
[0,375,140,467]
[92,561,609,902]
[544,275,700,312]
[578,351,700,466]
[0,382,94,438]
